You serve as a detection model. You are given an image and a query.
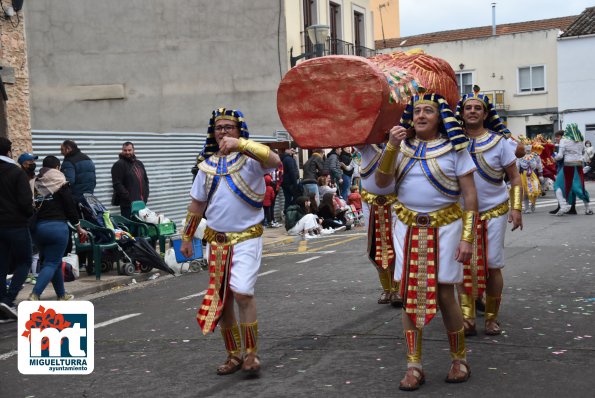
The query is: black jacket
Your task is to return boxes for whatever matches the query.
[61,148,96,201]
[280,153,299,188]
[339,152,354,177]
[302,153,324,184]
[111,155,150,206]
[36,184,80,226]
[0,159,33,227]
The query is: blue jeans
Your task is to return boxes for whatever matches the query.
[0,226,32,307]
[33,220,69,298]
[303,183,320,205]
[341,174,352,200]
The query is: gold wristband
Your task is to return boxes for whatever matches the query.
[461,210,478,244]
[238,138,271,163]
[509,185,522,211]
[377,142,399,175]
[182,211,202,242]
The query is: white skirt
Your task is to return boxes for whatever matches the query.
[486,213,508,269]
[393,218,464,284]
[206,236,262,296]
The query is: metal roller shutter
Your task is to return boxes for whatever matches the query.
[32,130,278,226]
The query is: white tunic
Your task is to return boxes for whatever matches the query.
[357,145,395,196]
[555,138,585,165]
[190,153,271,232]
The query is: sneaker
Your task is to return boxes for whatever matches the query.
[556,205,571,216]
[271,222,282,228]
[586,209,594,215]
[320,228,334,235]
[57,294,75,301]
[334,226,347,232]
[0,302,18,319]
[28,293,40,301]
[304,233,318,240]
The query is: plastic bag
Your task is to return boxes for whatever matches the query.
[164,248,182,275]
[62,253,80,282]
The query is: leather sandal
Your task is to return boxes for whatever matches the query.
[463,319,477,336]
[485,319,502,335]
[216,355,243,375]
[242,352,261,376]
[445,359,471,383]
[390,291,403,308]
[378,291,391,304]
[399,367,425,391]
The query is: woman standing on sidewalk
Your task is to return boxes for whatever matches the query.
[29,156,87,300]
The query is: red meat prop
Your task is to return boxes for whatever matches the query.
[277,51,459,149]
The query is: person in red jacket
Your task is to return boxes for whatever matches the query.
[263,174,276,227]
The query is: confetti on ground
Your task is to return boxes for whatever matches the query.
[488,367,497,370]
[345,381,352,384]
[523,327,533,330]
[275,365,284,368]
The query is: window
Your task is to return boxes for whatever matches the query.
[353,10,364,56]
[456,72,473,97]
[518,65,545,93]
[329,2,341,55]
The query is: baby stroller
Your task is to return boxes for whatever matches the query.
[79,194,174,276]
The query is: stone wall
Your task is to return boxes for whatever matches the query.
[0,3,32,154]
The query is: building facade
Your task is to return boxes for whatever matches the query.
[376,16,578,139]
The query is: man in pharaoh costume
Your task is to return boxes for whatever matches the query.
[376,89,478,391]
[355,143,401,306]
[181,108,280,376]
[455,87,523,338]
[553,123,593,215]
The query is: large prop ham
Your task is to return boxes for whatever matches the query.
[277,51,460,148]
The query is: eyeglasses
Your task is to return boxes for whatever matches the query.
[214,125,238,133]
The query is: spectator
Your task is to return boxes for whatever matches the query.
[17,152,38,194]
[339,147,354,199]
[111,142,150,218]
[347,185,362,212]
[280,146,299,212]
[0,137,33,322]
[29,156,87,301]
[318,192,348,231]
[317,175,337,198]
[302,148,325,204]
[263,174,278,227]
[324,148,343,189]
[285,196,332,238]
[60,140,96,202]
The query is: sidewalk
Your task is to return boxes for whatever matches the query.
[16,225,300,302]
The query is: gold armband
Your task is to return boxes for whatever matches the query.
[237,138,271,163]
[509,185,522,211]
[377,142,399,175]
[182,211,202,242]
[461,210,478,244]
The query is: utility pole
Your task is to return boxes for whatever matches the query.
[379,2,388,47]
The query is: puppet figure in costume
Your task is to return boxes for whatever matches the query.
[181,108,280,376]
[517,139,543,213]
[376,90,478,391]
[455,87,523,337]
[355,144,401,306]
[553,123,593,215]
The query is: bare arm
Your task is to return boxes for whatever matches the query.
[375,126,407,188]
[219,137,280,168]
[504,162,523,231]
[455,172,477,263]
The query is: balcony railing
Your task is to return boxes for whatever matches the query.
[297,31,377,60]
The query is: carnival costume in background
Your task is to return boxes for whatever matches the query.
[517,140,543,213]
[534,134,557,189]
[187,108,276,376]
[553,123,592,215]
[356,144,401,306]
[455,86,522,336]
[378,91,476,390]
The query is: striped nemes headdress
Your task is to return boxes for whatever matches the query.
[400,88,468,151]
[456,85,511,139]
[563,123,584,142]
[196,108,250,164]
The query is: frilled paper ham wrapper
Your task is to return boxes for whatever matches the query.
[277,51,460,149]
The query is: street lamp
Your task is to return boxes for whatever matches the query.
[290,24,330,68]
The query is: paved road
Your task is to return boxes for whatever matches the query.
[0,185,593,397]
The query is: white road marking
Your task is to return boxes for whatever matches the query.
[296,256,321,263]
[0,350,17,361]
[0,313,143,361]
[177,269,279,300]
[95,313,142,329]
